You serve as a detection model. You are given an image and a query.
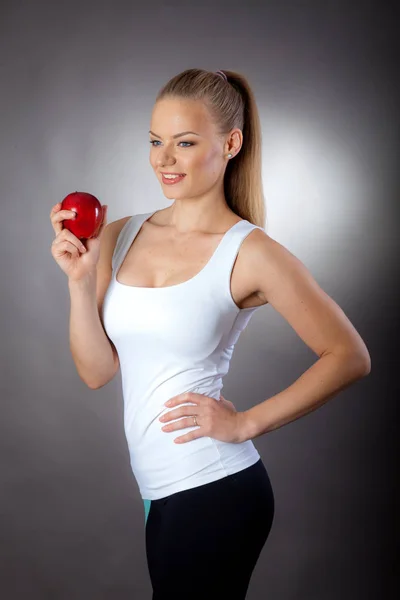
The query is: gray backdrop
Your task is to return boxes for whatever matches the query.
[1,1,397,598]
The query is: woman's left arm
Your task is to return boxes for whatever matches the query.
[239,230,371,442]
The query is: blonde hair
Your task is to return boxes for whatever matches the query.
[155,68,267,229]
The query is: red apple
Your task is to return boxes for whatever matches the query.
[61,191,104,240]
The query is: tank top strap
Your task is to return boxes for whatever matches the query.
[205,219,264,306]
[112,212,154,273]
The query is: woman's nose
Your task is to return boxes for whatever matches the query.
[156,155,176,167]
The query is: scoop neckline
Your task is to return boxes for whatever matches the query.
[114,210,246,291]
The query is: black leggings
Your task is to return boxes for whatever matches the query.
[144,458,275,599]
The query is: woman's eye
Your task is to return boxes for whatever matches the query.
[149,141,193,147]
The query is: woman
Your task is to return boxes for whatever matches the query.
[50,68,371,599]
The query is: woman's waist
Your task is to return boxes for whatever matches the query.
[127,432,260,499]
[122,374,224,432]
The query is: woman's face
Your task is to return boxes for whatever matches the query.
[149,98,235,199]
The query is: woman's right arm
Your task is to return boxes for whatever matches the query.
[50,203,128,389]
[68,218,131,389]
[68,267,119,390]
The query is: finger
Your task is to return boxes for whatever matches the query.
[167,391,198,406]
[54,229,87,254]
[95,205,108,238]
[49,202,61,216]
[162,416,198,431]
[161,405,198,422]
[90,205,107,240]
[50,206,77,235]
[174,431,201,444]
[160,409,181,423]
[51,238,81,259]
[49,202,74,221]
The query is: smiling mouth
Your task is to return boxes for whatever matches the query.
[161,174,187,183]
[161,173,186,178]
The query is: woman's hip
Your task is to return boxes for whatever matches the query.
[144,458,275,597]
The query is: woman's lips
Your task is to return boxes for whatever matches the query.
[161,174,186,185]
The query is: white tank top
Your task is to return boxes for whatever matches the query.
[102,210,264,500]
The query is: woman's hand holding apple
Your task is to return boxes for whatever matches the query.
[50,202,108,281]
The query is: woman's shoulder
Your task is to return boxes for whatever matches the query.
[107,215,133,235]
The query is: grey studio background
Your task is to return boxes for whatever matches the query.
[0,1,397,599]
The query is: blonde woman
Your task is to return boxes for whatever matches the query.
[50,68,371,599]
